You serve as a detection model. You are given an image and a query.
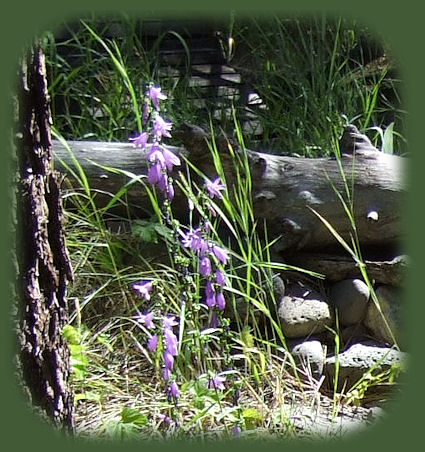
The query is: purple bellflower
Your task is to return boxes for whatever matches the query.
[153,115,173,140]
[147,334,159,352]
[129,131,149,149]
[135,311,155,329]
[215,269,227,287]
[163,350,174,371]
[163,315,179,329]
[200,255,212,277]
[206,374,226,390]
[212,245,230,265]
[205,280,216,308]
[205,177,226,199]
[216,292,226,310]
[133,281,153,300]
[163,327,178,356]
[147,86,167,110]
[167,380,179,399]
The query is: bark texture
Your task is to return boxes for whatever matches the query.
[14,44,74,431]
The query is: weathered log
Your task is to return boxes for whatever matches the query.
[53,138,405,253]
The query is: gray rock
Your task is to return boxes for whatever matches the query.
[324,342,406,391]
[364,285,402,346]
[291,340,326,378]
[329,279,370,326]
[278,284,333,338]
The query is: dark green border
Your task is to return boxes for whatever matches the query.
[1,1,422,452]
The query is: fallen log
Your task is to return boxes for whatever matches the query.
[286,253,408,286]
[52,136,405,254]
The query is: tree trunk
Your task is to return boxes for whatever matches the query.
[14,44,74,432]
[52,136,405,256]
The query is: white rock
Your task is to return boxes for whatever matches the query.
[364,285,402,346]
[278,285,333,338]
[291,340,326,377]
[329,279,370,326]
[324,342,406,390]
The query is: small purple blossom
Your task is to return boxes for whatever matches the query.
[147,161,166,187]
[209,312,221,328]
[158,413,173,425]
[163,328,178,356]
[181,228,208,255]
[129,131,149,149]
[200,255,212,276]
[167,380,179,399]
[205,280,216,308]
[205,177,226,199]
[233,425,242,435]
[147,86,167,110]
[206,280,215,297]
[206,374,226,390]
[216,292,226,310]
[135,311,155,329]
[215,269,227,287]
[133,281,153,300]
[163,315,178,329]
[212,245,230,265]
[147,334,159,352]
[147,144,181,172]
[162,367,171,381]
[153,115,173,140]
[163,350,174,371]
[161,147,181,171]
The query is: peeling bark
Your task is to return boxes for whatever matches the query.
[14,44,74,432]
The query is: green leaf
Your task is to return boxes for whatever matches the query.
[242,407,264,429]
[62,324,81,345]
[74,391,101,403]
[120,407,148,426]
[131,219,159,243]
[382,122,394,154]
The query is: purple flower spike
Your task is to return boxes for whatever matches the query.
[200,256,212,276]
[147,86,167,110]
[206,374,226,391]
[129,131,149,149]
[205,177,226,199]
[147,334,159,352]
[133,281,153,300]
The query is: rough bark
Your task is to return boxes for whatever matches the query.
[52,135,405,255]
[14,44,74,432]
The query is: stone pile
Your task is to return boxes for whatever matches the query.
[275,273,406,397]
